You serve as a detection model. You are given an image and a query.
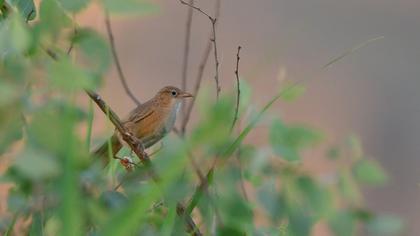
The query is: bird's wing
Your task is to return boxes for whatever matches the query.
[125,100,155,124]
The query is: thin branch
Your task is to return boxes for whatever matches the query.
[177,203,202,236]
[104,11,141,106]
[180,0,221,99]
[181,0,194,115]
[67,18,77,55]
[231,46,249,201]
[181,0,221,134]
[230,46,241,132]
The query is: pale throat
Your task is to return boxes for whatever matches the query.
[164,100,182,131]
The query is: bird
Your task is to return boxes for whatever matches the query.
[94,86,193,164]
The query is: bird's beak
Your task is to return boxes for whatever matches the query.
[180,92,193,98]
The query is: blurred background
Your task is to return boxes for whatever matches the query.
[77,0,420,234]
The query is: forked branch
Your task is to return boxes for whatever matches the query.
[180,0,221,99]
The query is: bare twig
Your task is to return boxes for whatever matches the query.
[66,31,76,55]
[67,18,77,55]
[180,0,221,99]
[177,203,202,236]
[231,46,249,201]
[181,0,194,113]
[231,46,241,132]
[181,0,221,134]
[104,11,141,106]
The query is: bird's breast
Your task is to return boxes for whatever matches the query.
[135,102,181,148]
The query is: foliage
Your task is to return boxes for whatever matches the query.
[0,0,401,235]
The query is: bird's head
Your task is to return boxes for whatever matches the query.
[156,86,193,108]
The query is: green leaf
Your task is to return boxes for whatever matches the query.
[101,0,159,16]
[39,0,72,37]
[71,28,111,74]
[257,182,286,222]
[366,215,404,235]
[7,0,36,21]
[353,159,387,185]
[0,104,23,154]
[29,212,44,235]
[27,103,85,154]
[160,205,177,236]
[58,106,84,236]
[337,170,362,204]
[58,0,90,12]
[14,146,61,180]
[328,210,355,236]
[99,139,189,236]
[99,191,129,210]
[296,176,332,218]
[191,96,234,150]
[0,13,31,55]
[279,82,306,102]
[48,57,99,91]
[287,208,314,236]
[270,119,323,161]
[346,135,363,159]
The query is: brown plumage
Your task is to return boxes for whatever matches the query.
[94,86,192,165]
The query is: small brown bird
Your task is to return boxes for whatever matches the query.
[94,86,193,164]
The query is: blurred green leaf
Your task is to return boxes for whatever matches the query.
[191,96,234,150]
[346,135,363,159]
[337,170,362,204]
[0,104,23,154]
[29,212,44,235]
[159,204,177,236]
[14,146,61,180]
[218,194,253,233]
[287,208,314,236]
[101,0,159,16]
[329,210,355,236]
[7,0,36,21]
[296,176,332,218]
[6,188,28,212]
[353,159,387,185]
[257,182,285,222]
[217,225,246,236]
[59,108,83,236]
[27,104,73,153]
[327,146,340,160]
[100,139,189,236]
[366,215,404,236]
[0,13,31,55]
[72,28,111,75]
[279,83,306,102]
[4,211,19,236]
[39,0,71,37]
[270,119,322,161]
[44,216,61,236]
[58,0,90,12]
[0,82,20,107]
[48,57,99,91]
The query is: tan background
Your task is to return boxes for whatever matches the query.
[77,0,420,235]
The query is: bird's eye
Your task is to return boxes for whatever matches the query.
[171,90,177,97]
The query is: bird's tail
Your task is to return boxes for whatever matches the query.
[93,134,122,165]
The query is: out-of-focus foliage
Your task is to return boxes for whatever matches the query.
[0,0,402,235]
